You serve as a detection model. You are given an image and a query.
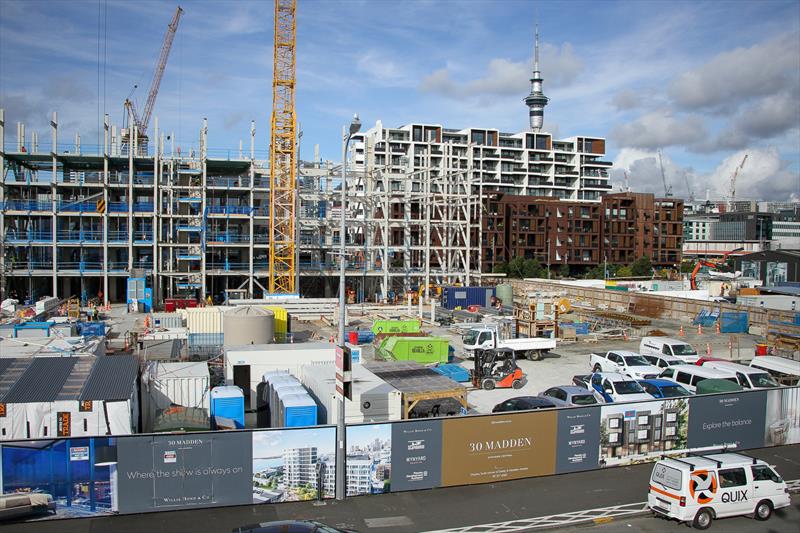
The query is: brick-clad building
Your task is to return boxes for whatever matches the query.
[482,192,683,272]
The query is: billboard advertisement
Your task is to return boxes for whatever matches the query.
[440,411,557,487]
[391,419,443,492]
[599,398,689,468]
[117,431,252,513]
[765,387,800,446]
[251,426,336,503]
[687,391,767,450]
[345,424,392,496]
[555,407,601,473]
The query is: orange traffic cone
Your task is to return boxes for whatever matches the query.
[706,343,712,356]
[623,330,629,341]
[679,325,685,337]
[697,324,703,335]
[715,321,721,334]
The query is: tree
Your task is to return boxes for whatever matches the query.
[557,263,570,278]
[522,258,545,278]
[492,262,508,275]
[615,265,633,278]
[630,256,653,277]
[584,265,605,279]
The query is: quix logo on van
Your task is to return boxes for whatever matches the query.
[689,470,718,504]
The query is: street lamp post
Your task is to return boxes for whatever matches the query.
[336,113,360,501]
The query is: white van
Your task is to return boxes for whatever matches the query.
[700,361,779,390]
[649,452,790,529]
[640,337,699,363]
[749,356,800,386]
[658,364,738,394]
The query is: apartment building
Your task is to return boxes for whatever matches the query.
[282,446,318,489]
[481,192,683,271]
[602,406,682,460]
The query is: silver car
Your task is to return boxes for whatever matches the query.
[541,385,601,407]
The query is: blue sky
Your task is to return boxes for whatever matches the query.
[0,0,798,199]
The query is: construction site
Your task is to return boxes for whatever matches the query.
[1,1,799,532]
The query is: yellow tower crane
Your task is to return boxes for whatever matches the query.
[268,0,298,294]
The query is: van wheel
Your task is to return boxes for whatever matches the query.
[693,508,713,530]
[754,500,773,521]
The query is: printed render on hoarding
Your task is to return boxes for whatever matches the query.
[765,387,800,446]
[346,424,392,496]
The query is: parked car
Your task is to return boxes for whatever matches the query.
[637,379,692,399]
[642,353,684,370]
[541,385,600,407]
[658,364,739,394]
[640,337,699,363]
[492,396,557,413]
[648,452,790,529]
[233,521,359,533]
[590,350,662,380]
[575,372,653,403]
[700,360,780,389]
[749,355,800,385]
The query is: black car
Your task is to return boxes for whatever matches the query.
[233,520,359,533]
[491,396,557,413]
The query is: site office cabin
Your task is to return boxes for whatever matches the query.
[648,452,790,530]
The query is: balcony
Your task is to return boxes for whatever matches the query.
[206,205,253,215]
[56,229,103,242]
[57,200,97,213]
[206,261,251,272]
[58,261,104,272]
[133,202,155,213]
[133,231,154,243]
[10,261,53,271]
[108,231,129,242]
[1,200,53,212]
[4,230,52,243]
[207,176,251,188]
[109,201,128,213]
[206,233,250,244]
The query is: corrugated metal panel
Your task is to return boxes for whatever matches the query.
[80,355,138,401]
[0,359,32,400]
[150,312,185,329]
[188,333,224,346]
[184,307,223,334]
[3,358,77,403]
[263,306,289,334]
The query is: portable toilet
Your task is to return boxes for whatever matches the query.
[278,392,318,428]
[257,371,291,426]
[270,384,306,427]
[210,385,245,429]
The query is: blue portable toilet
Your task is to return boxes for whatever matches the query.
[210,386,245,429]
[279,392,318,428]
[270,383,306,427]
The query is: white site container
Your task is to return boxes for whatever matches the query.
[224,343,335,411]
[300,362,402,424]
[182,307,224,334]
[141,361,210,432]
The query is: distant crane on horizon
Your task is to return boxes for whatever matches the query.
[728,153,749,209]
[657,149,672,197]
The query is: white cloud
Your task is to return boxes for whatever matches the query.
[610,110,708,149]
[356,50,414,87]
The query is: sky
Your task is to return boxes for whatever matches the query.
[0,0,798,200]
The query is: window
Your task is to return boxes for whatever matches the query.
[477,332,491,344]
[608,417,621,429]
[737,372,751,389]
[641,382,657,396]
[659,369,674,379]
[676,372,692,385]
[662,345,672,355]
[608,432,620,443]
[719,468,747,488]
[83,419,88,432]
[751,465,782,483]
[665,426,676,436]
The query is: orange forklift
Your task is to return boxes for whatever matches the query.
[471,347,527,390]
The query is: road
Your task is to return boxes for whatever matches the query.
[5,445,799,533]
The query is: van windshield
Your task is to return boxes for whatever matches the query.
[671,344,697,356]
[624,355,651,366]
[750,373,778,388]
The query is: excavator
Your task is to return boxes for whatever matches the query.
[689,247,744,290]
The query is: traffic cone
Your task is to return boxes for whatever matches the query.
[715,321,721,335]
[623,330,629,341]
[679,325,685,337]
[706,343,712,356]
[697,324,703,335]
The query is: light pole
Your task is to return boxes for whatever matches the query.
[336,113,360,501]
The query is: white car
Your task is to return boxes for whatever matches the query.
[590,350,663,380]
[585,372,654,403]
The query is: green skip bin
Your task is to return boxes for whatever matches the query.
[379,336,450,364]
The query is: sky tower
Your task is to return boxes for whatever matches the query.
[524,25,549,132]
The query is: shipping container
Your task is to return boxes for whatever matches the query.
[150,312,185,330]
[210,385,245,429]
[442,286,495,310]
[141,361,210,432]
[379,336,450,364]
[182,306,224,334]
[371,319,421,335]
[224,343,335,411]
[300,362,402,424]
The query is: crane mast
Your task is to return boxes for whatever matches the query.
[123,6,183,153]
[728,154,748,210]
[657,149,672,197]
[268,0,298,294]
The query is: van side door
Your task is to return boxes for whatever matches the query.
[717,467,752,517]
[751,464,785,506]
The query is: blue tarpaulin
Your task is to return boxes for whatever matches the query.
[719,312,748,334]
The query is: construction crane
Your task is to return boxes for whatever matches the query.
[122,6,183,153]
[727,153,748,209]
[657,149,672,197]
[683,171,694,203]
[268,0,298,294]
[623,170,630,192]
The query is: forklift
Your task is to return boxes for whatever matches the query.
[471,347,527,391]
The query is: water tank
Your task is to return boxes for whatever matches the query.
[223,306,274,345]
[496,283,513,307]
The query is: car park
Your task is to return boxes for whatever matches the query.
[699,360,779,389]
[642,353,684,370]
[575,372,654,403]
[491,396,557,413]
[637,379,692,399]
[589,350,662,380]
[540,385,600,407]
[640,337,699,363]
[658,365,739,394]
[648,452,790,530]
[748,355,800,385]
